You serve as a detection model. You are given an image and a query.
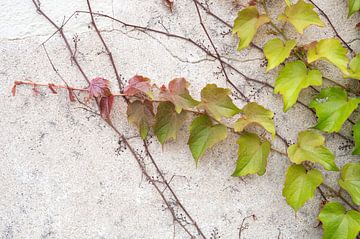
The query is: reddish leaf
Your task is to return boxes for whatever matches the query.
[68,89,76,102]
[123,75,153,98]
[88,77,110,98]
[164,0,174,11]
[100,95,115,119]
[356,22,360,30]
[48,84,58,94]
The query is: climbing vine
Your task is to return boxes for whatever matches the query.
[14,0,360,238]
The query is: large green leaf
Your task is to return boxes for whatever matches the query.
[233,102,275,138]
[344,54,360,80]
[200,84,241,121]
[353,121,360,155]
[349,0,360,17]
[127,100,154,139]
[319,202,360,239]
[263,38,297,72]
[274,60,322,112]
[233,6,270,51]
[188,115,227,163]
[232,133,270,177]
[307,38,349,74]
[309,87,360,133]
[154,102,187,144]
[339,163,360,205]
[278,0,324,33]
[282,164,323,212]
[288,130,338,171]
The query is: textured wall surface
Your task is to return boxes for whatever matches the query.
[1,0,359,238]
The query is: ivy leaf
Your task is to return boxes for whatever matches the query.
[344,54,360,80]
[154,102,187,144]
[353,121,360,155]
[88,77,110,98]
[307,38,349,74]
[319,202,360,239]
[282,164,323,212]
[288,130,338,171]
[349,0,360,17]
[188,115,227,164]
[232,132,270,177]
[233,102,275,138]
[127,100,154,139]
[274,60,322,112]
[160,78,200,113]
[200,84,241,121]
[309,87,360,133]
[232,6,270,51]
[277,0,325,33]
[339,163,360,205]
[263,38,297,72]
[99,95,114,120]
[123,75,153,99]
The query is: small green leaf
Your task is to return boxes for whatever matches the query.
[200,84,241,121]
[288,130,338,171]
[344,54,360,80]
[154,102,187,144]
[278,0,325,33]
[264,38,297,72]
[307,38,349,74]
[309,87,360,133]
[233,6,270,51]
[188,115,227,163]
[234,102,275,138]
[319,202,360,239]
[274,60,322,112]
[127,100,154,139]
[349,0,360,17]
[339,163,360,205]
[232,133,270,177]
[282,164,323,212]
[353,121,360,155]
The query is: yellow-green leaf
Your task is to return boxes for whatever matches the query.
[344,54,360,80]
[200,84,241,121]
[307,38,349,74]
[188,115,227,164]
[233,6,270,51]
[319,202,360,239]
[278,0,325,33]
[127,100,155,139]
[274,60,322,112]
[288,130,338,171]
[282,164,323,212]
[349,0,360,17]
[234,102,275,138]
[154,102,187,144]
[309,87,360,133]
[232,132,270,177]
[353,121,360,155]
[264,38,297,72]
[339,163,360,205]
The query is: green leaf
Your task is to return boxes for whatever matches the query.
[232,133,270,177]
[278,0,324,33]
[339,163,360,205]
[188,115,227,163]
[349,0,360,17]
[200,84,241,121]
[160,78,200,113]
[353,121,360,155]
[344,54,360,80]
[282,164,323,212]
[309,87,360,133]
[233,102,275,138]
[307,38,349,74]
[127,100,154,139]
[287,130,338,171]
[318,202,360,239]
[233,6,270,51]
[154,102,187,144]
[274,60,322,112]
[263,38,297,72]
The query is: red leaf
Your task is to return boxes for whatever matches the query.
[88,77,110,98]
[164,0,174,11]
[48,84,58,94]
[100,95,115,119]
[123,75,152,98]
[68,88,76,102]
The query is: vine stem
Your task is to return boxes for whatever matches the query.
[320,183,359,211]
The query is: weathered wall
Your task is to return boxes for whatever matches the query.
[1,0,359,238]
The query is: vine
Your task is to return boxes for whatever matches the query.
[13,0,360,238]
